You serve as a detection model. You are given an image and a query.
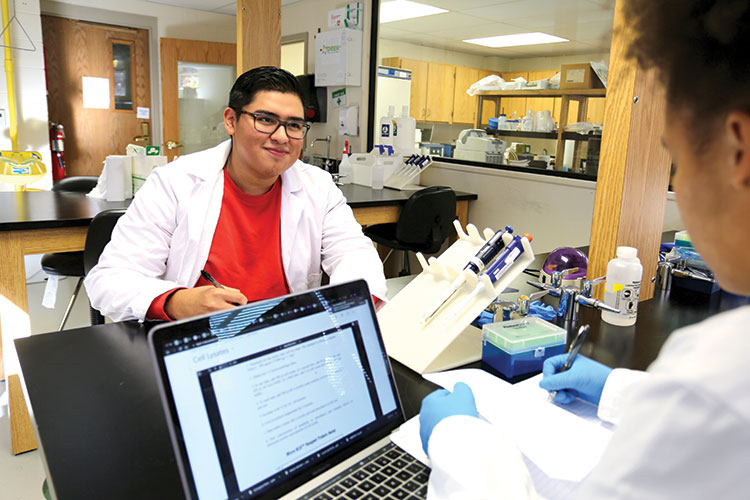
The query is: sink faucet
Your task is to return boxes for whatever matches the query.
[309,135,332,170]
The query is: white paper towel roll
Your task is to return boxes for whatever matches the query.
[104,155,133,201]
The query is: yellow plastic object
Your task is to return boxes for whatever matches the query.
[0,151,47,189]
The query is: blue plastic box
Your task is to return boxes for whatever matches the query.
[482,317,566,378]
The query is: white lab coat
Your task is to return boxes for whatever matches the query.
[85,140,387,322]
[426,304,750,500]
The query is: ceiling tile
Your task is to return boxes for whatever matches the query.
[415,0,516,10]
[215,2,235,15]
[463,0,602,24]
[437,22,527,41]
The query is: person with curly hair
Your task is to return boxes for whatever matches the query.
[417,1,750,498]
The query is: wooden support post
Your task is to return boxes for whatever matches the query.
[236,0,281,75]
[587,0,672,301]
[8,374,36,454]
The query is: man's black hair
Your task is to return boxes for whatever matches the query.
[228,66,306,114]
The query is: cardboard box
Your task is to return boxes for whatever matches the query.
[560,63,604,89]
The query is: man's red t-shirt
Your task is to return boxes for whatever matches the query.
[147,169,289,320]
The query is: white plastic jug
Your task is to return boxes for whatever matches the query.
[379,105,395,146]
[394,105,416,154]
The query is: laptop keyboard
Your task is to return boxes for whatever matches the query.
[300,442,430,500]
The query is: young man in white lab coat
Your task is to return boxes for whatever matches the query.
[85,66,386,322]
[418,1,750,498]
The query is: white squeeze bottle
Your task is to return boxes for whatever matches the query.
[371,159,385,190]
[379,105,395,146]
[394,105,416,154]
[338,143,352,185]
[601,246,643,326]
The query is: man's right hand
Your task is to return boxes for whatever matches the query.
[165,286,248,320]
[539,354,612,405]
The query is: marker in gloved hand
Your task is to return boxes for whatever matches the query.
[420,225,514,325]
[548,324,590,402]
[447,233,532,321]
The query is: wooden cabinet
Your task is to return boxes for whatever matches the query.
[383,57,428,120]
[383,57,456,123]
[426,62,455,123]
[453,66,479,124]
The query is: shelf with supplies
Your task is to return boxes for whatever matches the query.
[475,88,606,172]
[485,128,602,141]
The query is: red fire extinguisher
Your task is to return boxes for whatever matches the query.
[49,121,66,182]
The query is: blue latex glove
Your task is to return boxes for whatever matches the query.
[528,300,556,321]
[539,354,613,405]
[419,382,478,454]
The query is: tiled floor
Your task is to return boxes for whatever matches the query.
[1,271,92,500]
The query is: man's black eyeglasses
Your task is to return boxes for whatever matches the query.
[238,111,310,140]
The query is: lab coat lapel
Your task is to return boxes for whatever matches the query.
[280,163,304,282]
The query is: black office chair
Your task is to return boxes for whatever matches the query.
[364,186,457,276]
[83,208,127,325]
[40,176,99,330]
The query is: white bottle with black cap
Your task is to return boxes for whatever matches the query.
[601,246,643,326]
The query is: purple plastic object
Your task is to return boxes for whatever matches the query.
[542,247,588,280]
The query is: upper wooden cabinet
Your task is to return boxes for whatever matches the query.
[426,62,455,123]
[383,57,428,120]
[453,66,480,124]
[382,57,456,123]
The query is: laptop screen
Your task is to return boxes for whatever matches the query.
[149,280,404,500]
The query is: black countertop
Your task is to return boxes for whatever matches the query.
[16,284,748,499]
[0,187,477,232]
[339,183,477,208]
[434,157,597,182]
[0,191,130,231]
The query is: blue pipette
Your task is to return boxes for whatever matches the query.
[447,233,532,321]
[420,225,513,324]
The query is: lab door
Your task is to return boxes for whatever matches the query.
[160,38,236,161]
[42,16,152,176]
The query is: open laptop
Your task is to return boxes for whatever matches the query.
[149,280,430,500]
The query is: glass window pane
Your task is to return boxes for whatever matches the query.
[112,42,133,110]
[178,62,236,154]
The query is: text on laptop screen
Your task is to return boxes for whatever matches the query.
[159,285,400,500]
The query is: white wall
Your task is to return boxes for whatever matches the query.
[507,52,610,72]
[421,161,683,255]
[0,0,51,191]
[284,0,371,157]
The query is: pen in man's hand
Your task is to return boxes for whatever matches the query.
[548,324,590,402]
[200,270,225,289]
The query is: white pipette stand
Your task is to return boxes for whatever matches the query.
[384,155,433,191]
[377,220,534,374]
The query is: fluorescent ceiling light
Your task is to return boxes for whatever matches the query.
[463,32,568,48]
[380,0,448,24]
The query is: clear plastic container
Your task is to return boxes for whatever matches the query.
[338,152,352,185]
[482,317,567,378]
[601,246,643,326]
